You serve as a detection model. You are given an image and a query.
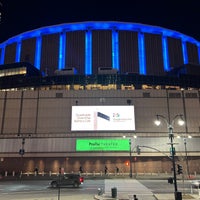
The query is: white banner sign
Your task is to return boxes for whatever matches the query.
[71,106,135,131]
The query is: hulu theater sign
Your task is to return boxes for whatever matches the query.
[76,139,129,151]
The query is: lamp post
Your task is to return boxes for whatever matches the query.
[154,114,184,200]
[183,137,190,178]
[177,133,191,179]
[129,135,138,178]
[129,139,133,178]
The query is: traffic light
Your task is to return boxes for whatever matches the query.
[136,145,141,155]
[177,164,183,174]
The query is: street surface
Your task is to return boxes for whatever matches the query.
[0,178,196,200]
[0,179,103,200]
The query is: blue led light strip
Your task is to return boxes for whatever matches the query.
[112,29,119,71]
[85,30,92,75]
[182,41,188,64]
[58,32,66,70]
[162,36,170,71]
[138,32,146,75]
[16,42,21,62]
[34,36,42,69]
[0,45,5,64]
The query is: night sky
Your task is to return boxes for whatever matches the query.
[1,0,200,43]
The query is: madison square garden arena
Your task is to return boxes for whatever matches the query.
[0,21,200,177]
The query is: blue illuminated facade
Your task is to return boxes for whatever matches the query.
[0,21,200,75]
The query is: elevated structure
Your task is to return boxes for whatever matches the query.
[0,22,199,176]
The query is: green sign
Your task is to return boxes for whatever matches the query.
[76,139,130,151]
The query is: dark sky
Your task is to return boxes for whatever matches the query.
[1,0,200,43]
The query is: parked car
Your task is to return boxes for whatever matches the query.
[50,173,84,188]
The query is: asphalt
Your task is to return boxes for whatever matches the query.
[1,173,200,200]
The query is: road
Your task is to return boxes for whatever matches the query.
[0,178,195,200]
[0,179,103,200]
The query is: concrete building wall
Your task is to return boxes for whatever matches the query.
[0,89,199,174]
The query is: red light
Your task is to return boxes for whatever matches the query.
[125,161,129,166]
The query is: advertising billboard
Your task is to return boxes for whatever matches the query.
[71,106,135,131]
[76,139,130,151]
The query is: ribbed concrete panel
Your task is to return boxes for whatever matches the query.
[66,31,85,74]
[4,43,16,64]
[21,37,36,65]
[92,30,112,74]
[36,98,71,133]
[187,42,199,64]
[0,97,4,134]
[119,31,139,74]
[39,90,59,98]
[3,99,21,134]
[146,89,167,97]
[145,33,164,75]
[168,94,186,133]
[0,89,199,136]
[185,97,200,133]
[20,99,37,134]
[6,91,22,98]
[23,90,39,98]
[168,37,184,68]
[25,138,75,152]
[0,138,21,152]
[40,34,59,76]
[0,92,5,98]
[134,97,168,133]
[1,137,200,154]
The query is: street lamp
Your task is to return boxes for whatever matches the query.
[154,114,184,200]
[129,135,138,178]
[177,134,192,178]
[129,139,132,178]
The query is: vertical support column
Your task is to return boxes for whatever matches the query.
[16,41,21,62]
[85,29,92,75]
[0,44,5,64]
[198,45,200,64]
[58,31,66,70]
[138,32,146,75]
[182,41,188,64]
[35,35,42,70]
[162,35,170,71]
[112,28,119,71]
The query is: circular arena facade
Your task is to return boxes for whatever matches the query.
[1,21,200,76]
[0,21,200,177]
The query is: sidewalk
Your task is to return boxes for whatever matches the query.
[94,193,200,200]
[94,179,200,200]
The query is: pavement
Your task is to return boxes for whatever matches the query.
[1,173,200,200]
[93,179,200,200]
